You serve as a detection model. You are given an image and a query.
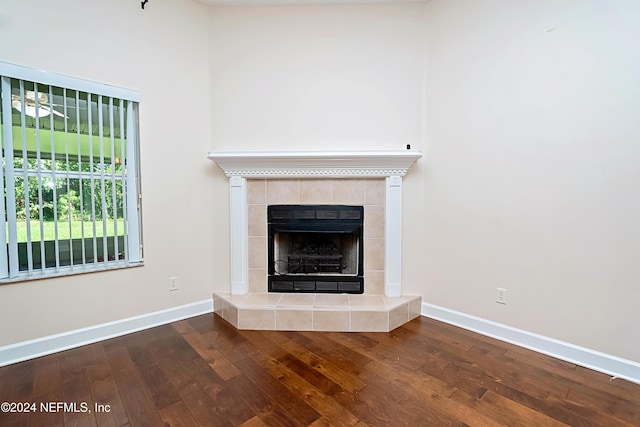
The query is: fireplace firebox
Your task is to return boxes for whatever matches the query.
[268,205,364,294]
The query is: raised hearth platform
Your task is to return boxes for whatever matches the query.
[213,292,421,332]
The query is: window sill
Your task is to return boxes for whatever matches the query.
[0,261,144,285]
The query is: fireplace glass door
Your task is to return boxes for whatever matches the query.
[268,205,364,293]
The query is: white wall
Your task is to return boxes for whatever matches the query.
[421,0,640,362]
[0,0,218,346]
[208,3,426,151]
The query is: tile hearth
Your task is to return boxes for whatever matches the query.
[213,292,422,332]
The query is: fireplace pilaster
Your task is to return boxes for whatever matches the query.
[385,176,403,297]
[229,176,248,295]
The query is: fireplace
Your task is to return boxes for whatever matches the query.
[207,150,423,332]
[268,205,364,293]
[207,150,423,297]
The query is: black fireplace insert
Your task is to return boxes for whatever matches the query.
[268,205,364,293]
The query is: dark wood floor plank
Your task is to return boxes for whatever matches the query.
[1,314,639,426]
[31,353,61,398]
[225,374,273,417]
[453,389,569,427]
[137,364,182,411]
[27,355,64,427]
[154,356,235,426]
[105,344,165,427]
[203,377,255,426]
[0,414,30,427]
[152,332,252,427]
[238,415,270,427]
[419,344,552,404]
[334,371,442,426]
[564,383,640,426]
[324,330,457,398]
[249,353,359,426]
[402,316,511,358]
[359,331,432,371]
[59,383,97,426]
[483,390,571,427]
[173,320,242,381]
[158,400,200,427]
[82,342,129,427]
[173,381,234,427]
[261,330,366,394]
[318,331,483,426]
[116,381,167,427]
[402,316,477,352]
[420,333,566,403]
[233,356,321,426]
[0,362,40,427]
[483,381,590,427]
[297,332,374,375]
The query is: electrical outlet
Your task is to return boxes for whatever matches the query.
[496,288,507,304]
[169,276,178,292]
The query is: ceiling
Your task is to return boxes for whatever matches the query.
[193,0,427,6]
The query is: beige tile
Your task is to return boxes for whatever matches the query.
[223,304,239,328]
[248,268,267,293]
[365,205,384,238]
[225,293,250,306]
[299,179,332,204]
[267,179,299,204]
[213,293,225,316]
[247,179,266,204]
[409,296,422,320]
[213,289,416,332]
[248,204,267,237]
[365,179,385,205]
[313,310,350,331]
[364,271,384,295]
[389,304,409,330]
[278,293,316,308]
[314,294,349,308]
[348,295,385,310]
[248,236,267,269]
[364,238,385,271]
[350,310,389,332]
[383,296,407,310]
[242,293,282,308]
[331,179,365,205]
[238,308,276,330]
[276,309,313,331]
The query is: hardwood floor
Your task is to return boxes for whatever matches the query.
[1,314,639,426]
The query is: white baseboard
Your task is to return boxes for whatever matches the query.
[0,299,214,367]
[422,302,640,386]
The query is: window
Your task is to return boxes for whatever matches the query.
[1,61,142,281]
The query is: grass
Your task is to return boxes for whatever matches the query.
[10,219,125,243]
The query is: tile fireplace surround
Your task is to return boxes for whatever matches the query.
[208,150,422,332]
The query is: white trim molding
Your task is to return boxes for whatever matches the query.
[207,150,422,178]
[422,302,640,386]
[0,300,214,367]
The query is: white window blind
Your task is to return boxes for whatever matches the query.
[0,61,142,280]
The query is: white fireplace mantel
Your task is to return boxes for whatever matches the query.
[207,150,422,178]
[208,149,423,297]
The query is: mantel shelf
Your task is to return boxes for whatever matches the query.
[207,149,422,178]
